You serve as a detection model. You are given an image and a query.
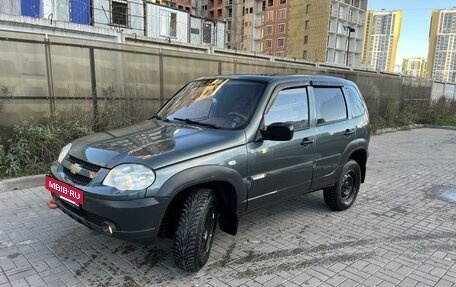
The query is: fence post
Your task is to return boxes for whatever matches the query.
[44,36,55,114]
[89,48,99,131]
[159,49,164,106]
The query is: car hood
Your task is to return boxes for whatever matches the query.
[68,120,246,169]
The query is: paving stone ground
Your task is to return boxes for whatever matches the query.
[1,128,456,287]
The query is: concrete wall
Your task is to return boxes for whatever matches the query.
[0,30,454,129]
[432,82,456,101]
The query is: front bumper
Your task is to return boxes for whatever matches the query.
[49,170,171,240]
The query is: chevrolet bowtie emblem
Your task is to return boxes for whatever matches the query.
[69,163,82,175]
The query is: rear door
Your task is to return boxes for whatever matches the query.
[310,85,356,190]
[246,85,316,210]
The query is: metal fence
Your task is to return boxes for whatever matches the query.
[0,30,454,131]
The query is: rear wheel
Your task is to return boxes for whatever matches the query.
[324,160,361,211]
[173,188,217,272]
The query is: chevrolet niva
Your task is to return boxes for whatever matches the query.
[46,75,370,272]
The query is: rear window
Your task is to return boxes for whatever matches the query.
[345,86,366,118]
[314,87,348,124]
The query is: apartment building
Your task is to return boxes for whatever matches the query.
[151,0,195,13]
[427,8,456,82]
[402,58,427,78]
[362,10,402,72]
[0,0,225,48]
[287,0,367,65]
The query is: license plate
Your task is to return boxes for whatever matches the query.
[45,176,84,205]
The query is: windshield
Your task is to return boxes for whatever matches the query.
[157,79,266,129]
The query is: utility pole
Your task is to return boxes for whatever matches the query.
[344,25,355,66]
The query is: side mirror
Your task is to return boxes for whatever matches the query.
[261,122,294,141]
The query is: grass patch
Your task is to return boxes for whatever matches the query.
[0,113,91,178]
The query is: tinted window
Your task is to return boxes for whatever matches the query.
[314,87,347,124]
[158,79,266,129]
[264,88,309,130]
[345,86,365,118]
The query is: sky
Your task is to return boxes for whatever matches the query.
[367,0,455,69]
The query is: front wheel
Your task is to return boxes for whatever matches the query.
[323,160,361,211]
[173,188,217,272]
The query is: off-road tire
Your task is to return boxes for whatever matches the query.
[173,188,217,272]
[324,160,361,211]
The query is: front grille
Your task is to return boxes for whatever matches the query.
[63,156,102,186]
[63,167,92,185]
[68,156,101,172]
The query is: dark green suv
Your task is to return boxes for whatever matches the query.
[46,75,370,272]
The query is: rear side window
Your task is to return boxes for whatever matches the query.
[314,87,347,124]
[345,86,366,118]
[264,88,309,130]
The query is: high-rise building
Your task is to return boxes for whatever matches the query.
[402,58,427,78]
[362,10,402,72]
[427,8,456,82]
[153,0,195,13]
[260,0,289,56]
[288,0,367,65]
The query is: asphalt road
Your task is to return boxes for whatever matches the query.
[0,128,456,287]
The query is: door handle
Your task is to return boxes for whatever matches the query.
[301,138,314,146]
[344,129,355,136]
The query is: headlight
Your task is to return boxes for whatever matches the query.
[58,143,72,163]
[103,164,155,191]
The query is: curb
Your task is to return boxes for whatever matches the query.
[373,124,456,135]
[0,174,45,192]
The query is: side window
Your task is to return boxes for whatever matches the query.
[345,86,365,118]
[264,88,309,130]
[314,87,347,124]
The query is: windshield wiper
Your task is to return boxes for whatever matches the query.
[151,114,170,122]
[173,118,219,129]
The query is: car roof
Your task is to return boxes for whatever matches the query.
[196,74,355,87]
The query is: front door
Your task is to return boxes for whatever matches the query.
[247,86,316,210]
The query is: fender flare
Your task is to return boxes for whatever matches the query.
[155,165,247,213]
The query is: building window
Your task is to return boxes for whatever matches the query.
[304,35,308,44]
[303,50,308,59]
[278,8,286,19]
[111,0,128,27]
[160,10,177,37]
[266,11,274,21]
[266,25,273,35]
[203,23,212,43]
[276,52,284,57]
[280,0,287,4]
[306,4,311,14]
[265,39,272,48]
[278,23,285,33]
[277,38,284,47]
[305,20,310,29]
[218,9,222,17]
[268,0,273,6]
